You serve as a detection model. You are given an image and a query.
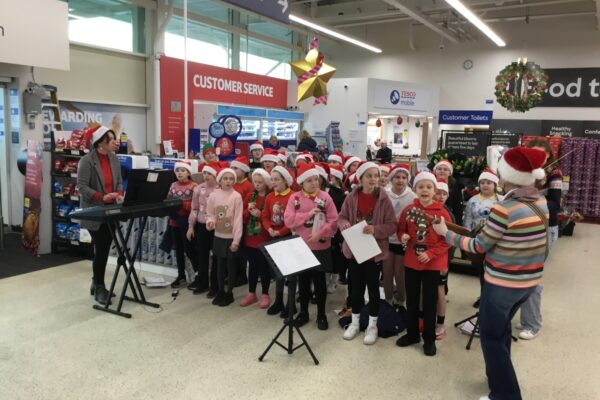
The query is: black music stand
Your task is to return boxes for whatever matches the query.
[258,236,320,365]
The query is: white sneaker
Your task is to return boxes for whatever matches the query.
[518,329,540,340]
[435,324,446,340]
[363,325,378,345]
[343,324,360,340]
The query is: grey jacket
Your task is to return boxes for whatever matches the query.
[77,150,123,231]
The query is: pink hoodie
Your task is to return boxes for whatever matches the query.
[283,190,338,251]
[206,188,243,246]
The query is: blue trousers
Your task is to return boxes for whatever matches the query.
[479,282,536,400]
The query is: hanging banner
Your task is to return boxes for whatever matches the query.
[22,140,43,256]
[541,120,584,138]
[539,68,600,108]
[583,121,600,138]
[439,110,493,125]
[490,119,542,136]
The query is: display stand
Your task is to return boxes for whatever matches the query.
[258,236,320,365]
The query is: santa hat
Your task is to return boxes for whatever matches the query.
[89,126,111,146]
[329,165,344,181]
[249,141,264,152]
[201,162,220,177]
[379,164,391,175]
[272,166,295,187]
[202,143,216,157]
[328,152,344,164]
[295,151,314,166]
[478,168,499,185]
[436,178,449,194]
[433,159,453,174]
[296,163,320,184]
[260,149,279,164]
[388,164,411,180]
[497,146,546,187]
[277,152,288,164]
[316,162,330,179]
[252,168,272,188]
[355,161,379,181]
[413,171,437,187]
[230,156,250,173]
[174,160,192,174]
[344,156,361,172]
[217,167,237,183]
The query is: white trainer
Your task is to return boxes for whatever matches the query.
[343,324,360,340]
[363,325,378,345]
[518,329,540,340]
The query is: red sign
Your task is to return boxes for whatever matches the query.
[160,56,288,153]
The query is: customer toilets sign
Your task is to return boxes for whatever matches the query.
[539,68,600,107]
[0,0,69,70]
[370,79,434,113]
[439,110,493,125]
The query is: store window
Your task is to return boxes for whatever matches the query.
[240,37,291,80]
[67,0,146,53]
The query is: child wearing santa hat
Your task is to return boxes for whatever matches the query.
[396,171,452,356]
[206,167,243,307]
[328,152,344,166]
[187,163,220,295]
[284,163,339,330]
[338,161,397,345]
[325,164,347,292]
[344,156,361,175]
[249,141,264,169]
[167,161,199,288]
[433,159,464,225]
[231,156,254,205]
[379,164,391,188]
[260,149,279,172]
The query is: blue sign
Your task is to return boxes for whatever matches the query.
[438,110,493,125]
[223,0,289,24]
[390,90,400,105]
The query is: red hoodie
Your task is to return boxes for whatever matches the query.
[397,199,451,271]
[243,191,270,248]
[234,178,254,201]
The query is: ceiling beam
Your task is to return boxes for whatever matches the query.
[381,0,461,43]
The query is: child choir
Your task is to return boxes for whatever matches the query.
[168,145,500,356]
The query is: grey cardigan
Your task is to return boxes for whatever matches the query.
[76,150,123,231]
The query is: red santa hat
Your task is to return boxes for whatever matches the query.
[230,156,250,173]
[252,168,272,188]
[296,163,320,184]
[497,146,546,186]
[295,151,314,166]
[413,171,437,187]
[174,160,193,174]
[388,164,411,180]
[217,167,237,183]
[201,162,220,177]
[272,166,295,187]
[355,161,379,181]
[88,126,111,146]
[433,159,453,174]
[329,164,344,181]
[478,168,499,185]
[277,152,288,164]
[249,141,264,152]
[436,178,449,194]
[316,162,330,179]
[379,164,391,175]
[344,156,361,172]
[328,152,344,164]
[260,149,279,164]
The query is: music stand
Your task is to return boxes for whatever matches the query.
[258,236,320,365]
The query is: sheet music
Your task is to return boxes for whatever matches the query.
[341,220,382,264]
[264,237,320,276]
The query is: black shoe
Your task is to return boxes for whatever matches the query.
[280,303,297,319]
[473,297,481,308]
[317,315,329,331]
[206,289,218,299]
[193,286,209,295]
[94,285,111,306]
[171,276,187,288]
[294,312,309,327]
[211,291,225,305]
[423,341,437,356]
[218,292,234,307]
[187,276,202,291]
[396,334,420,347]
[90,280,115,298]
[338,276,348,285]
[267,300,284,316]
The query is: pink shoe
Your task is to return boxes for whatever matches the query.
[240,292,258,307]
[259,294,271,309]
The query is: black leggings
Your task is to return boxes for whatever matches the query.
[247,246,271,294]
[172,225,198,279]
[299,269,327,317]
[405,268,439,343]
[348,259,381,317]
[194,223,216,289]
[215,238,238,294]
[89,223,114,286]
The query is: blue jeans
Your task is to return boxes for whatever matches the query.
[479,282,536,400]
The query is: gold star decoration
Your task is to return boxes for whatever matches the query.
[290,38,336,104]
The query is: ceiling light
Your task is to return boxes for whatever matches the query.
[289,14,382,54]
[444,0,506,47]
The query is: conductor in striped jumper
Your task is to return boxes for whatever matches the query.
[433,146,549,400]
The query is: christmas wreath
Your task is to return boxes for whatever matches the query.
[495,60,548,113]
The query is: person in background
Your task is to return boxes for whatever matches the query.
[297,130,318,153]
[277,152,287,167]
[110,114,134,154]
[339,161,397,345]
[166,161,199,289]
[326,164,347,292]
[433,146,549,400]
[284,163,338,330]
[78,126,124,305]
[397,171,451,356]
[518,139,562,341]
[202,143,219,164]
[187,163,220,295]
[375,141,392,164]
[344,156,361,176]
[260,149,279,173]
[266,135,281,150]
[231,156,254,204]
[433,159,464,225]
[383,164,415,310]
[379,164,391,188]
[366,145,373,161]
[206,168,243,307]
[240,169,273,309]
[249,141,264,169]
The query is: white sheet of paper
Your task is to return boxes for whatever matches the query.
[341,220,382,264]
[264,237,320,277]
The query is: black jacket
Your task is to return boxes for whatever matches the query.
[297,138,318,153]
[375,147,392,164]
